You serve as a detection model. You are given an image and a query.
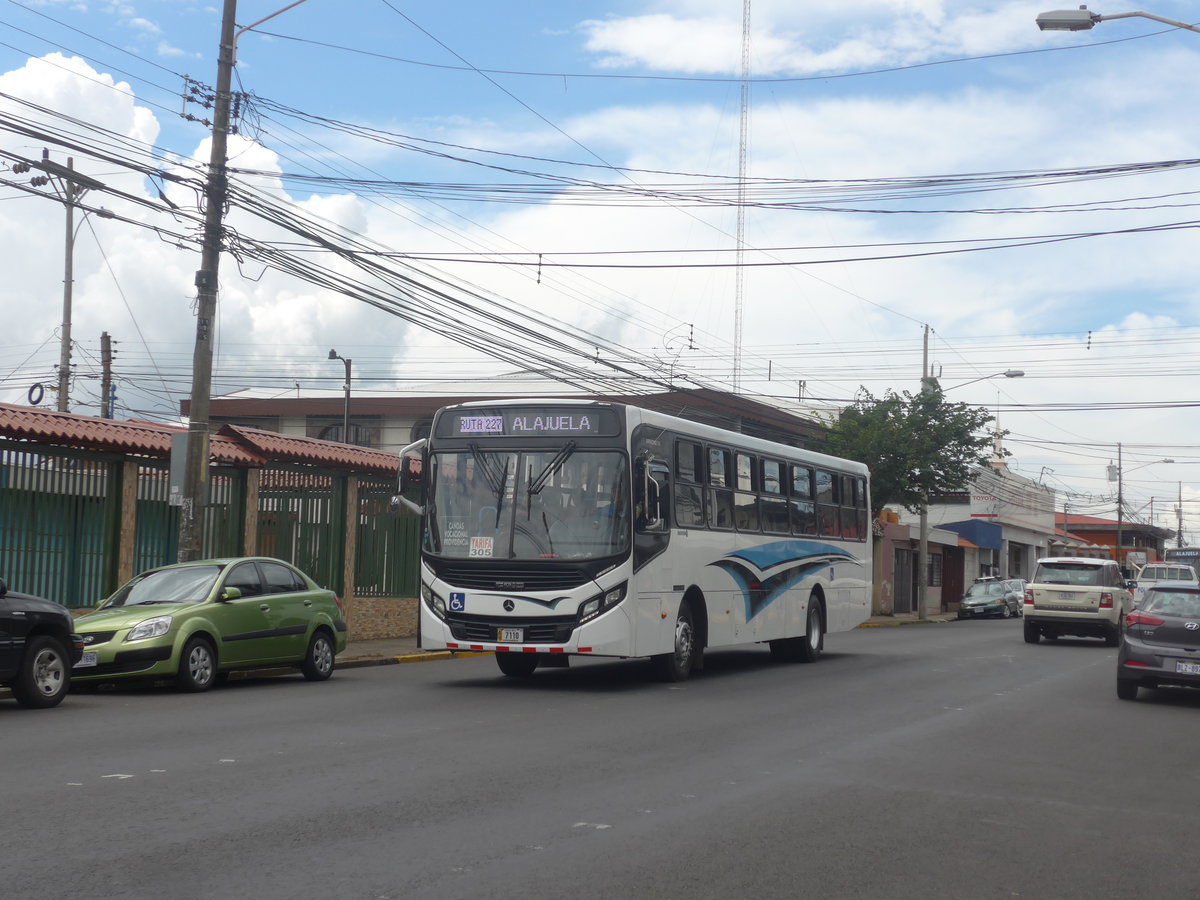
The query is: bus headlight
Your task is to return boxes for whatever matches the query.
[421,583,447,621]
[579,582,627,623]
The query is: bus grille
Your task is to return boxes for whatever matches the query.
[447,613,577,644]
[430,561,592,591]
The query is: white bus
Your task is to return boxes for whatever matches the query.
[397,399,872,680]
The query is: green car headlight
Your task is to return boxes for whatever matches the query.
[125,615,173,642]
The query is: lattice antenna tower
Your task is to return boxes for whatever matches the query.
[733,0,751,394]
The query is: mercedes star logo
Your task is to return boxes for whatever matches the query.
[503,599,515,612]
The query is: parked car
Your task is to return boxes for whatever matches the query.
[0,578,84,708]
[958,577,1025,619]
[71,558,348,692]
[1133,563,1199,606]
[1022,557,1134,646]
[1117,583,1200,700]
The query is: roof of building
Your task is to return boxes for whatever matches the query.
[199,384,831,447]
[0,403,397,475]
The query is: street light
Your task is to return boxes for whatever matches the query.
[328,349,351,444]
[941,369,1025,392]
[915,357,1024,619]
[1036,5,1200,34]
[1107,444,1174,572]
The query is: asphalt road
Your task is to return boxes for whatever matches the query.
[5,619,1198,900]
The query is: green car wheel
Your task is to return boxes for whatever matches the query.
[177,636,217,692]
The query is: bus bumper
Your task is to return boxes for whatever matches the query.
[419,603,633,658]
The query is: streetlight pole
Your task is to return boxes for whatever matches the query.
[916,360,1024,618]
[328,349,351,443]
[1108,447,1174,573]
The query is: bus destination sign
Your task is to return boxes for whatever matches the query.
[447,408,616,438]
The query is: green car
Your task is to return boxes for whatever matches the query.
[71,557,348,691]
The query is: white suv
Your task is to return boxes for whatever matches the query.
[1023,557,1134,646]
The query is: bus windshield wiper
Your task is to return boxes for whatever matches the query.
[527,442,576,496]
[469,443,507,499]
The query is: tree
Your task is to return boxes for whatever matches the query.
[824,386,999,517]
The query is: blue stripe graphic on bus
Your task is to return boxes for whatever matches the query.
[710,540,863,620]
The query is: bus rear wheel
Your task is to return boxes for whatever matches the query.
[496,652,539,677]
[796,601,823,663]
[655,603,695,682]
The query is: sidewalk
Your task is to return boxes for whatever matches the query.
[335,611,960,667]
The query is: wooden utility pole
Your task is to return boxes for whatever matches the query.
[178,0,237,562]
[99,331,112,417]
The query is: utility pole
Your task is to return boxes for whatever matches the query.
[99,331,112,417]
[178,0,237,562]
[917,323,930,620]
[1116,442,1124,574]
[1178,481,1185,549]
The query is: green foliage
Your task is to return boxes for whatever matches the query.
[825,385,999,516]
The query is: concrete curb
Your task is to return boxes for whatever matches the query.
[857,617,958,628]
[335,650,490,669]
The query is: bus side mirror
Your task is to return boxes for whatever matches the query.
[636,460,669,533]
[395,438,427,515]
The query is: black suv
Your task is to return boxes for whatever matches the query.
[0,578,83,708]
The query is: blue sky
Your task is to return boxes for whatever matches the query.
[1,0,1199,537]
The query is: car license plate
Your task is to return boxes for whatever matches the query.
[74,651,97,669]
[497,628,523,643]
[1058,592,1074,601]
[1175,660,1200,675]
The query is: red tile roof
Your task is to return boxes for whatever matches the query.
[0,403,397,474]
[218,425,398,475]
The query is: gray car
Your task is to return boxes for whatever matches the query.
[1117,582,1200,701]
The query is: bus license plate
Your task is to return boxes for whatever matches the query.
[1176,660,1200,675]
[498,628,523,643]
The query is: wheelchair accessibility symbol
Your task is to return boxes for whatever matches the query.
[449,592,465,612]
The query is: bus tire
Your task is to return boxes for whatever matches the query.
[496,652,539,677]
[796,600,823,664]
[654,602,695,682]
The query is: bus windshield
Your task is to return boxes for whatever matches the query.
[426,448,630,561]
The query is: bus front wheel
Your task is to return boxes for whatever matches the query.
[496,652,539,677]
[655,603,696,682]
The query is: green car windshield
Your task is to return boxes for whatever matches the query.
[966,583,1005,599]
[105,565,222,607]
[425,449,630,561]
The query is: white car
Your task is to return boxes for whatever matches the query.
[1023,557,1133,646]
[1133,563,1199,605]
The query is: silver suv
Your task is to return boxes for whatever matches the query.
[1023,557,1133,646]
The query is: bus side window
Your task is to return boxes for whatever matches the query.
[674,440,705,528]
[734,452,759,532]
[815,469,839,537]
[790,465,817,536]
[707,447,734,530]
[761,460,789,535]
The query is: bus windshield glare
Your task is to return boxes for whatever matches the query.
[426,449,630,561]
